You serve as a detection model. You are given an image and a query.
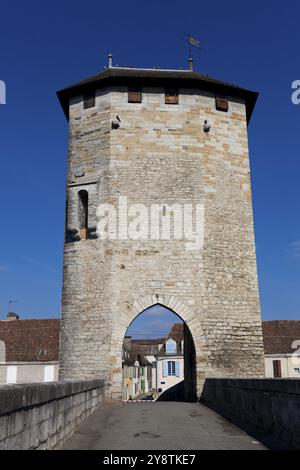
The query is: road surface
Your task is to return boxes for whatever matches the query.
[62,402,266,450]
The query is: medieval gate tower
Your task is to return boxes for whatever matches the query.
[58,56,265,401]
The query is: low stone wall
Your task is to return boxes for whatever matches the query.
[201,378,300,450]
[0,379,105,450]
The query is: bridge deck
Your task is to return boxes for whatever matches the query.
[61,402,266,450]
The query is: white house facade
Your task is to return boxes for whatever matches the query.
[156,325,184,394]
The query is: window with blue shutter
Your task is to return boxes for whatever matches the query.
[163,361,168,377]
[175,361,180,377]
[167,361,176,376]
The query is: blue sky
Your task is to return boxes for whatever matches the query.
[0,0,299,332]
[126,305,182,339]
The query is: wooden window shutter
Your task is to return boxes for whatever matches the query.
[215,96,229,112]
[128,87,142,103]
[165,88,179,104]
[83,90,95,109]
[273,360,282,378]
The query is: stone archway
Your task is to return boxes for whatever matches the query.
[109,295,209,401]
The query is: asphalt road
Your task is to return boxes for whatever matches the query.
[61,402,266,450]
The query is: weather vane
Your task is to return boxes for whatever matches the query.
[185,34,201,71]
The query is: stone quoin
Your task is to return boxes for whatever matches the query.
[57,60,265,401]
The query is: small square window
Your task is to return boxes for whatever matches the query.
[83,90,95,109]
[294,368,300,375]
[38,349,47,356]
[128,87,142,103]
[215,97,229,112]
[165,88,179,104]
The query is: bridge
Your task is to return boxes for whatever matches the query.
[61,402,265,450]
[0,378,299,450]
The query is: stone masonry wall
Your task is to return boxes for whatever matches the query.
[59,84,264,401]
[201,378,300,450]
[0,379,105,449]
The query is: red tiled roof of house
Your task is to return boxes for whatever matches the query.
[0,319,60,362]
[262,320,300,354]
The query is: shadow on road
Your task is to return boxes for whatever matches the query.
[156,380,185,401]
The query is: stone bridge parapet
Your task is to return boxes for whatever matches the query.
[201,378,300,450]
[0,379,105,449]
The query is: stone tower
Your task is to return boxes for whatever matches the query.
[57,58,264,401]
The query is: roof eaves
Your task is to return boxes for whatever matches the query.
[57,67,258,122]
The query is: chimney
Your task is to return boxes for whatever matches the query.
[123,336,132,351]
[108,53,113,68]
[188,56,193,72]
[6,311,19,321]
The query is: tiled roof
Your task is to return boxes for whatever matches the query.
[123,337,165,357]
[131,338,166,345]
[0,319,60,362]
[167,323,184,343]
[57,66,258,122]
[262,320,300,354]
[158,323,184,356]
[123,351,151,367]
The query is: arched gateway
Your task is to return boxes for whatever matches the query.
[116,300,201,402]
[58,58,265,401]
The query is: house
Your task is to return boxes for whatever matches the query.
[263,320,300,378]
[130,338,165,391]
[156,323,184,394]
[122,336,165,399]
[122,324,185,399]
[122,352,140,400]
[122,351,153,400]
[0,313,60,384]
[122,337,156,400]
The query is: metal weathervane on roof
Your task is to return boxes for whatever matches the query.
[185,34,201,71]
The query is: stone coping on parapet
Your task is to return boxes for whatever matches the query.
[0,379,105,415]
[203,377,300,394]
